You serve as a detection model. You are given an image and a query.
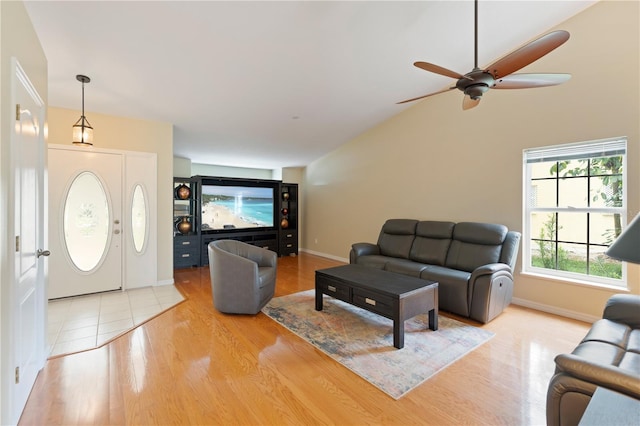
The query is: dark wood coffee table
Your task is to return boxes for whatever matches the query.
[315,264,438,349]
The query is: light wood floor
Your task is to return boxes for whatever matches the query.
[20,253,590,425]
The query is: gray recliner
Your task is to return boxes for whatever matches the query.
[546,294,640,426]
[208,239,277,314]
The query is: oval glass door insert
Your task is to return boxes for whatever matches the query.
[131,184,147,253]
[63,172,110,272]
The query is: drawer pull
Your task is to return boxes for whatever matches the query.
[286,234,293,238]
[181,254,190,258]
[286,244,292,248]
[365,298,376,306]
[328,285,336,292]
[181,241,191,245]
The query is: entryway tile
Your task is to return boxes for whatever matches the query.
[47,285,185,358]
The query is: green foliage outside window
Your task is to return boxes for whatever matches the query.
[531,156,623,280]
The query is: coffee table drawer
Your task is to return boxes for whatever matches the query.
[317,278,351,303]
[352,288,393,317]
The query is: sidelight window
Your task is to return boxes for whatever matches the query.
[131,184,148,253]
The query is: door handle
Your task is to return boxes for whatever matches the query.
[37,249,50,258]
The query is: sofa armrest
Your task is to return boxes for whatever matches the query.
[555,353,640,400]
[349,242,380,264]
[468,263,514,323]
[603,294,640,329]
[469,263,511,282]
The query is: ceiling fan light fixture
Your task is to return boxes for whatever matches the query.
[72,74,94,146]
[464,84,489,100]
[397,0,571,109]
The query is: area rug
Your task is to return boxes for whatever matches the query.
[262,290,494,399]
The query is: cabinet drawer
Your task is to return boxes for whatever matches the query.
[281,231,297,240]
[175,247,198,257]
[174,236,199,249]
[316,277,351,303]
[352,288,394,317]
[174,250,199,268]
[280,241,298,251]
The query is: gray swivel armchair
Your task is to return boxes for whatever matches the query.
[208,239,277,314]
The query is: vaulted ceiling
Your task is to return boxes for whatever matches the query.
[25,0,597,169]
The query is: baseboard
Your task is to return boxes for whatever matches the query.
[511,297,599,323]
[299,248,348,264]
[155,278,175,286]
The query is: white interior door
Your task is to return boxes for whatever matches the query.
[10,59,47,425]
[48,148,123,299]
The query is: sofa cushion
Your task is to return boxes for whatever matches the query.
[568,319,640,376]
[421,265,471,316]
[445,222,507,272]
[384,258,429,277]
[377,219,418,259]
[582,318,631,350]
[409,221,454,266]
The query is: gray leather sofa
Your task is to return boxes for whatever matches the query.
[208,239,277,314]
[350,219,521,323]
[546,294,640,426]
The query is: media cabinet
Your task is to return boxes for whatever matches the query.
[173,176,298,268]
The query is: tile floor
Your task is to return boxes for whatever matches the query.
[47,285,184,358]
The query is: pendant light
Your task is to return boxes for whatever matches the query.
[72,74,94,146]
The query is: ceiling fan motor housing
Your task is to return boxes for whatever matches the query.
[456,69,495,99]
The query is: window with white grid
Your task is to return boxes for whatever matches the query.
[523,137,627,287]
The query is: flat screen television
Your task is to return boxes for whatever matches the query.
[200,181,276,233]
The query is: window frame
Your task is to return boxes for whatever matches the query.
[522,137,628,288]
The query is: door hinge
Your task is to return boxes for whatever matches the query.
[15,366,19,384]
[15,236,20,252]
[16,104,21,120]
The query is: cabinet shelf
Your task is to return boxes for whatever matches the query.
[173,178,199,268]
[279,183,298,256]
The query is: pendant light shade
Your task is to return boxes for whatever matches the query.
[72,74,94,146]
[606,213,640,264]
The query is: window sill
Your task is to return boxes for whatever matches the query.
[519,270,630,292]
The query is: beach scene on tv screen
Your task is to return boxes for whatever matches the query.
[201,185,274,230]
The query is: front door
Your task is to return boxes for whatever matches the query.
[48,147,123,299]
[10,59,47,424]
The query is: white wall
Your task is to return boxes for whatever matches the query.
[302,1,639,320]
[173,156,191,178]
[191,162,276,180]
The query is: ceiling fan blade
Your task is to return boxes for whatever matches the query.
[493,73,571,89]
[485,30,570,79]
[462,95,480,110]
[397,86,455,104]
[414,62,466,80]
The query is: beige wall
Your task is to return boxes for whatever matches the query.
[0,1,48,422]
[48,107,174,284]
[303,0,639,320]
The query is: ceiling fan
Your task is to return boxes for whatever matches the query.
[398,0,571,110]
